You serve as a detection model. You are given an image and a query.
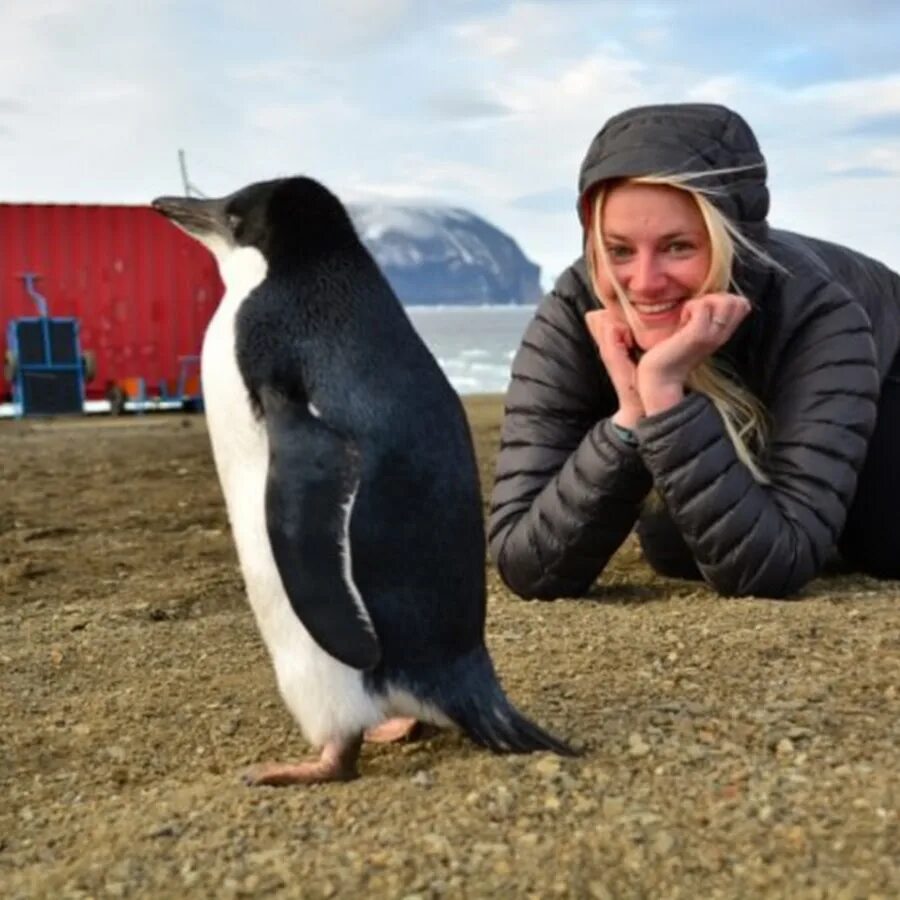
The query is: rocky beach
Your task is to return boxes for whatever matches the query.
[1,397,897,898]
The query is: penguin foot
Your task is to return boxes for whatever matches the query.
[242,735,362,786]
[364,717,422,744]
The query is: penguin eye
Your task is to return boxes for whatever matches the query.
[227,213,242,233]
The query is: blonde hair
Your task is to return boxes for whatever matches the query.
[585,173,771,483]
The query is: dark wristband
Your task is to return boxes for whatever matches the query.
[611,421,639,446]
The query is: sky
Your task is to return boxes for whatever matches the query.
[1,0,900,288]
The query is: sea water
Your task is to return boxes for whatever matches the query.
[405,304,536,395]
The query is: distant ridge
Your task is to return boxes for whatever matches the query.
[348,203,541,306]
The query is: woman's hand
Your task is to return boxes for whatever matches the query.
[585,309,644,428]
[637,293,751,415]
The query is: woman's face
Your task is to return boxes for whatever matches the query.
[594,181,711,350]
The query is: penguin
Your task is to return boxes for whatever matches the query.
[152,176,574,785]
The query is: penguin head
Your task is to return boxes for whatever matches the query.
[152,177,358,268]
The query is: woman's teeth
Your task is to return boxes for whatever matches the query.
[635,301,678,314]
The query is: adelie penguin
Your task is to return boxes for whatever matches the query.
[152,177,574,784]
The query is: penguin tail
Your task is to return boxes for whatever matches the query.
[414,646,577,757]
[448,688,577,757]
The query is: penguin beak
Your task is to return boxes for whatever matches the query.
[151,195,228,237]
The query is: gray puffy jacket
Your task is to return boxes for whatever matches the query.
[488,103,900,599]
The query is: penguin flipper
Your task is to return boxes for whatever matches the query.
[261,390,381,671]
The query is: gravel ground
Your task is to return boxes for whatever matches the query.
[1,396,898,899]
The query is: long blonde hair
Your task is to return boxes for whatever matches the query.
[585,173,771,483]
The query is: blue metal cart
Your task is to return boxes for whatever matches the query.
[5,273,87,417]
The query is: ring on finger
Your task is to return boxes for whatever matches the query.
[711,317,728,327]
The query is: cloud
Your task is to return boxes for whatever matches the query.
[828,166,897,179]
[797,73,900,116]
[822,143,900,180]
[0,97,23,138]
[0,1,219,201]
[453,4,565,60]
[510,187,576,214]
[844,112,900,137]
[227,59,323,85]
[220,0,486,58]
[426,90,515,121]
[346,157,506,206]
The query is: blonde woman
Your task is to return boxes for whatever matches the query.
[489,102,899,598]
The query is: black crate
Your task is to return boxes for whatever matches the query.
[20,369,83,415]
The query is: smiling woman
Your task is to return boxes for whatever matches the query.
[583,177,769,483]
[488,102,900,600]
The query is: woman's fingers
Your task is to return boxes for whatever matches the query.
[681,293,750,346]
[586,310,632,352]
[705,296,746,335]
[584,309,605,345]
[585,310,643,419]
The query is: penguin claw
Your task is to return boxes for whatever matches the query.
[242,736,363,786]
[241,761,357,786]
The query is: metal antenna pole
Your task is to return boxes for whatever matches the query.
[177,149,208,198]
[178,149,191,195]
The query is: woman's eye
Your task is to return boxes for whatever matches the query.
[666,241,694,255]
[606,245,632,261]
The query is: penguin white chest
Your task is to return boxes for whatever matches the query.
[200,249,269,505]
[200,248,276,614]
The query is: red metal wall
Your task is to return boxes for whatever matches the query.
[0,203,223,401]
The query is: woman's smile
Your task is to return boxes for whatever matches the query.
[629,297,684,323]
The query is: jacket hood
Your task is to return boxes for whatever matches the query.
[577,103,770,241]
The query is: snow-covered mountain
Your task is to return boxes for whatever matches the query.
[347,203,541,306]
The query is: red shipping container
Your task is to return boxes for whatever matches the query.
[0,203,223,403]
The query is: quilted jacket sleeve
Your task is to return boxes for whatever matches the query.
[488,282,654,599]
[636,282,879,598]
